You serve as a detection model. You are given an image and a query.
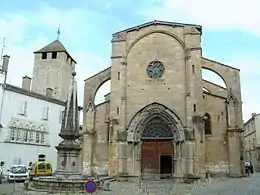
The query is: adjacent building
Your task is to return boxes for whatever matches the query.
[244,113,260,171]
[0,39,82,174]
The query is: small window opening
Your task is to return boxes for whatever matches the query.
[42,52,47,59]
[204,113,212,135]
[52,52,57,59]
[193,104,196,112]
[192,65,195,74]
[117,72,120,80]
[117,107,119,115]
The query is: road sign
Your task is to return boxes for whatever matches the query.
[85,179,97,193]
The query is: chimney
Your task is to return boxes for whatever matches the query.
[46,88,53,97]
[2,55,10,72]
[252,113,257,117]
[22,76,31,91]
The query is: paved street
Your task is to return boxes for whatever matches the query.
[192,173,260,195]
[1,174,260,194]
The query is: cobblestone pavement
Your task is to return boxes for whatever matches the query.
[0,174,260,194]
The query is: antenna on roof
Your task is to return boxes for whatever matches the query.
[1,37,6,60]
[57,25,61,40]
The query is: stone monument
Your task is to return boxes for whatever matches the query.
[28,72,86,193]
[54,71,82,179]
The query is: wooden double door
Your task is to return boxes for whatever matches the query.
[141,140,174,178]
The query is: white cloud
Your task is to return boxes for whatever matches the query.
[142,0,260,36]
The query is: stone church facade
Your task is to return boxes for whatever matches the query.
[82,21,244,179]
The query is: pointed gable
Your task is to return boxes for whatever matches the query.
[112,20,202,41]
[227,88,239,103]
[34,40,67,53]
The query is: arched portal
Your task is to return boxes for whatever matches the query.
[140,118,175,179]
[127,103,185,179]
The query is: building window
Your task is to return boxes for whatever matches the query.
[59,110,64,123]
[193,104,196,112]
[36,132,40,143]
[16,129,22,141]
[40,133,45,144]
[117,107,119,115]
[10,129,15,141]
[42,52,47,59]
[192,65,195,74]
[29,131,34,142]
[42,106,49,120]
[117,72,120,80]
[204,113,212,135]
[7,129,47,145]
[19,101,27,115]
[23,130,29,142]
[52,52,57,59]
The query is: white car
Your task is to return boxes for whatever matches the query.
[7,164,28,183]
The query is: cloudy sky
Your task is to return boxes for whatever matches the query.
[0,0,259,122]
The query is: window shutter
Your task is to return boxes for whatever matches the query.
[24,101,27,115]
[46,107,49,119]
[5,129,11,140]
[42,106,46,119]
[59,110,64,123]
[19,102,24,114]
[59,110,62,123]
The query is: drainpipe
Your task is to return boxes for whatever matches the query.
[0,55,9,128]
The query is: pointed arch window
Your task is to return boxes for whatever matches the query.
[204,113,212,135]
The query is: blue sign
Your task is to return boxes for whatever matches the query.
[85,179,97,193]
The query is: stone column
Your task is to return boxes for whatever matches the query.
[117,141,128,179]
[82,132,95,176]
[184,140,195,176]
[117,59,128,178]
[174,141,183,177]
[226,95,244,177]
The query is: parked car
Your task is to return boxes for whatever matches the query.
[7,164,28,183]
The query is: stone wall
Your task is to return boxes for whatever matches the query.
[82,101,110,176]
[204,93,229,176]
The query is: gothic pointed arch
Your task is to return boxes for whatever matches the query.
[127,102,185,142]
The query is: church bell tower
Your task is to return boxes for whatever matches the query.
[31,38,76,102]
